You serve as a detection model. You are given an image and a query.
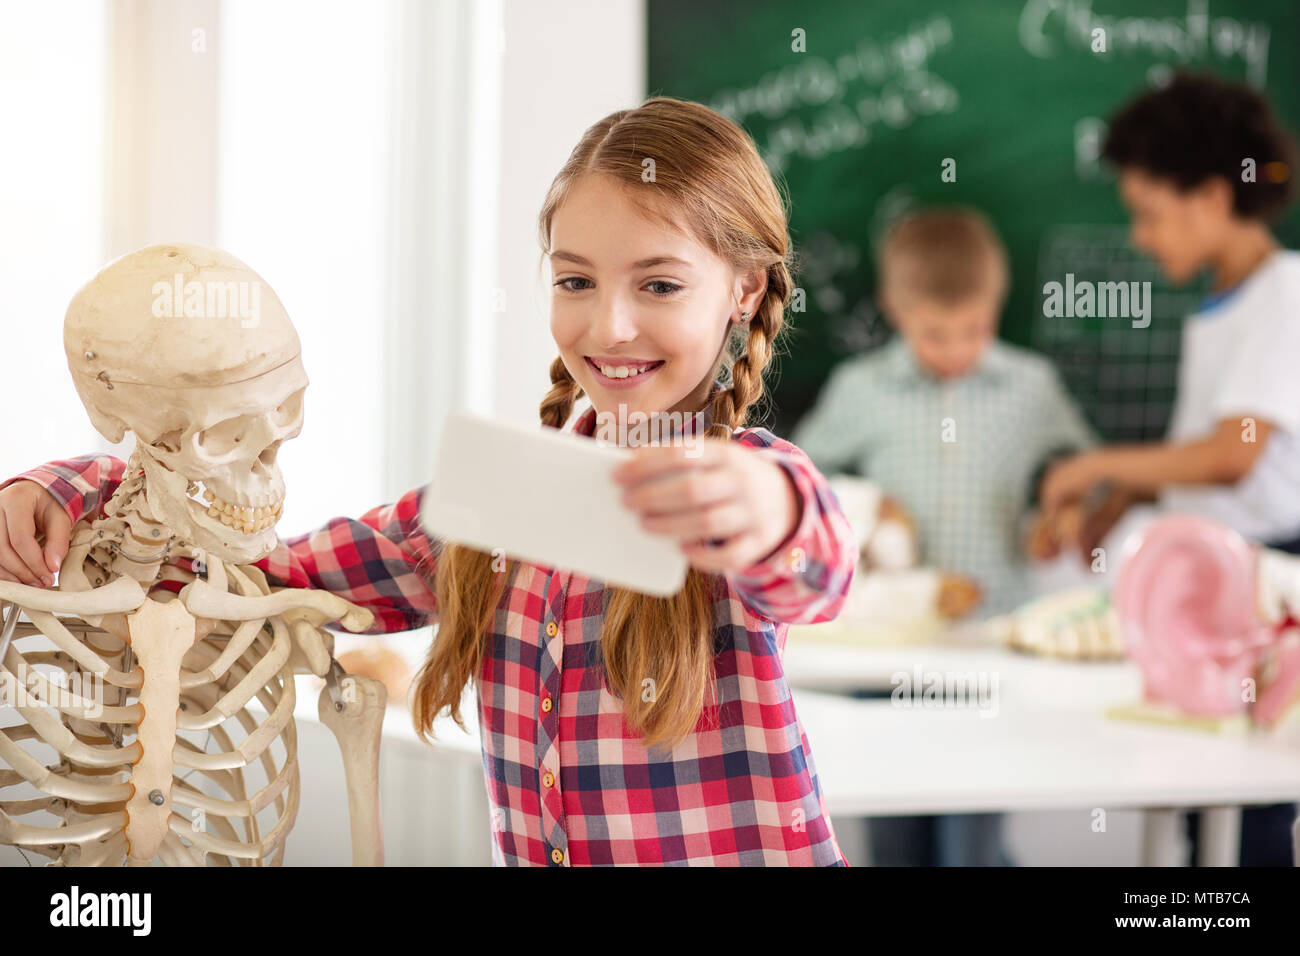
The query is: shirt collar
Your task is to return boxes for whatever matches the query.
[572,376,726,441]
[882,335,1008,385]
[1194,248,1284,318]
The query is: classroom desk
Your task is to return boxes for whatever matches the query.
[272,639,1300,866]
[783,630,1300,866]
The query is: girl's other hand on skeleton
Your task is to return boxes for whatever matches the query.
[0,480,71,588]
[612,439,799,575]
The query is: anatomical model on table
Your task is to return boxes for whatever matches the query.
[0,244,386,865]
[996,490,1127,659]
[1111,514,1300,732]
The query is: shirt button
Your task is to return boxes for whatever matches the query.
[541,696,553,713]
[551,847,564,864]
[546,621,559,637]
[543,771,555,788]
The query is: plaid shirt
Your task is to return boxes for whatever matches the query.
[7,389,857,866]
[792,337,1097,616]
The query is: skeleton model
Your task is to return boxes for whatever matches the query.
[0,244,387,865]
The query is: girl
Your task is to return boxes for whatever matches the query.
[0,97,858,866]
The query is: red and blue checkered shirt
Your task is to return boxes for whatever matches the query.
[8,398,857,866]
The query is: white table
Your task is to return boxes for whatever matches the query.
[783,632,1300,866]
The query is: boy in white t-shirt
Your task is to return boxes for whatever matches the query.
[1040,72,1299,866]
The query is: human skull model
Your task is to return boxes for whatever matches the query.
[0,243,387,867]
[63,243,307,563]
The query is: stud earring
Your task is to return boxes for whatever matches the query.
[739,310,750,322]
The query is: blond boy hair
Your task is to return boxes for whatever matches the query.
[877,206,1010,307]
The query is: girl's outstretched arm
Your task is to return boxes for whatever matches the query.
[614,430,857,626]
[724,432,857,626]
[259,487,441,633]
[1,454,440,634]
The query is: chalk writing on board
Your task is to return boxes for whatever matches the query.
[1019,0,1270,86]
[800,187,923,356]
[797,230,882,353]
[708,17,959,174]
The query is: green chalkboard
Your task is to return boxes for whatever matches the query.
[647,0,1300,440]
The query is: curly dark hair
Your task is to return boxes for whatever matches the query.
[1102,72,1297,222]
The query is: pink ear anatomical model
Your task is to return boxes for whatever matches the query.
[1114,514,1300,727]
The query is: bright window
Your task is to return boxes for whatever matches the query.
[216,0,395,533]
[0,3,105,479]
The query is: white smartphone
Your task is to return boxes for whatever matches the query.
[419,410,689,597]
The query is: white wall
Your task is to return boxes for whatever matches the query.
[493,0,647,429]
[0,3,105,480]
[216,0,394,533]
[103,0,219,257]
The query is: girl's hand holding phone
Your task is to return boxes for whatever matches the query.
[612,440,800,575]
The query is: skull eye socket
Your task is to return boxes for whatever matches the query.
[271,389,305,428]
[193,418,249,459]
[151,429,185,455]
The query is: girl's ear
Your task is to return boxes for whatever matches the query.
[733,266,768,321]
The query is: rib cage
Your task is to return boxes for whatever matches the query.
[1,538,303,866]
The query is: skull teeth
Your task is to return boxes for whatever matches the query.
[202,494,283,534]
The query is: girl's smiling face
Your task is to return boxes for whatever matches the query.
[549,173,758,422]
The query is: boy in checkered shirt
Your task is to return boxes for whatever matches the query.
[794,206,1096,621]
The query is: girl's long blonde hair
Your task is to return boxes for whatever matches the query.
[412,97,794,751]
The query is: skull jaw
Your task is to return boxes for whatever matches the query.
[136,450,281,565]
